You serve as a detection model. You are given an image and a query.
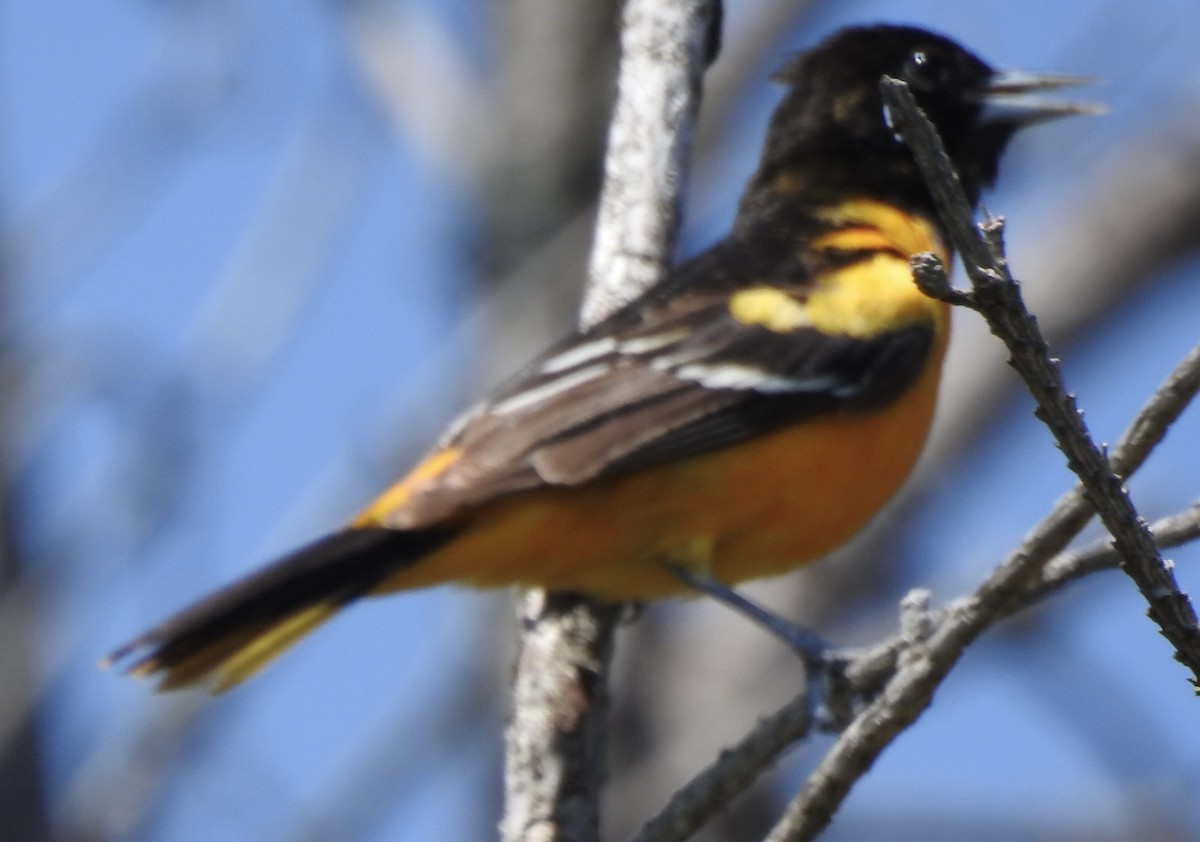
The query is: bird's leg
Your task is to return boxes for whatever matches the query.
[664,563,857,730]
[664,563,829,660]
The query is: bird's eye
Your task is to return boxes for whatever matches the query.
[903,49,940,90]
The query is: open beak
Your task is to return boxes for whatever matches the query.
[978,70,1104,126]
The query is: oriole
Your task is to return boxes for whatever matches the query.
[106,25,1091,691]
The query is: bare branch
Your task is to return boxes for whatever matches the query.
[1032,504,1200,601]
[651,495,1200,842]
[1107,341,1200,477]
[998,339,1200,609]
[882,76,1200,689]
[502,3,719,841]
[630,696,813,842]
[503,594,624,842]
[582,0,719,323]
[729,78,1200,842]
[628,591,933,842]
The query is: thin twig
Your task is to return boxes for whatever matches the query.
[631,498,1200,842]
[883,75,1200,689]
[630,697,813,842]
[627,594,928,842]
[1107,342,1200,477]
[752,77,1200,842]
[1030,503,1200,601]
[629,297,1200,842]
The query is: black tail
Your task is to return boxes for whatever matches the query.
[103,526,456,692]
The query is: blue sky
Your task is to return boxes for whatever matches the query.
[7,2,1200,840]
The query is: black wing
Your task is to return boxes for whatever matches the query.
[401,250,935,518]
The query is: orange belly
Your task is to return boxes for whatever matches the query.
[374,327,947,601]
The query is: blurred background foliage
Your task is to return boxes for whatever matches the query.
[3,1,1200,840]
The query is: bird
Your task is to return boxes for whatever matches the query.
[105,24,1092,692]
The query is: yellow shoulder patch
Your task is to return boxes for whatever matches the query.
[729,199,949,340]
[804,253,943,338]
[728,287,812,332]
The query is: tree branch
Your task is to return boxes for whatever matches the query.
[625,78,1200,842]
[581,0,720,323]
[880,75,1200,689]
[752,74,1200,842]
[1028,503,1200,602]
[630,696,813,842]
[501,3,719,841]
[629,496,1200,842]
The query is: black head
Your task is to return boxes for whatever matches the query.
[752,25,1092,210]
